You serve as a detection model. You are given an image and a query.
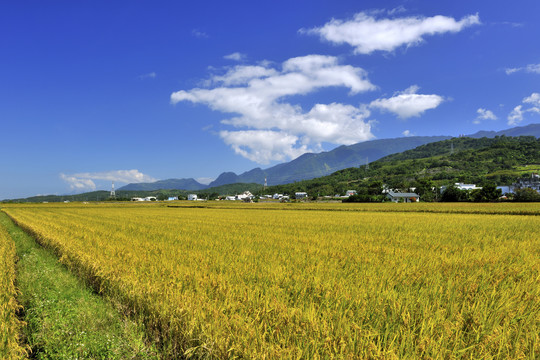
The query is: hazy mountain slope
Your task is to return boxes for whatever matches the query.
[209,136,451,187]
[119,178,206,191]
[468,123,540,138]
[118,124,540,191]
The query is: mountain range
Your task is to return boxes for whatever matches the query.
[119,123,540,191]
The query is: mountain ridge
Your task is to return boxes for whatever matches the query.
[119,124,540,191]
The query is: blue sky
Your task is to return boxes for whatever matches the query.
[1,0,540,199]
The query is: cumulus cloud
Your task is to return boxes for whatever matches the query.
[224,52,246,61]
[523,92,540,106]
[507,92,540,125]
[369,85,444,119]
[60,174,96,191]
[171,54,376,164]
[303,11,480,54]
[507,105,524,126]
[220,130,308,163]
[474,108,497,124]
[60,170,157,191]
[505,63,540,75]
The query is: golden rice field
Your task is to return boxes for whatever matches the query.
[2,202,540,359]
[0,219,26,359]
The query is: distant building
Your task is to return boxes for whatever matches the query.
[512,173,540,193]
[236,191,253,201]
[440,183,482,194]
[455,183,481,191]
[346,190,357,197]
[131,196,156,201]
[496,186,512,195]
[167,196,178,201]
[386,190,420,203]
[187,194,198,201]
[295,192,308,199]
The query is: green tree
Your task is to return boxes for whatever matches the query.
[514,188,540,202]
[472,183,502,202]
[414,178,436,202]
[441,185,463,202]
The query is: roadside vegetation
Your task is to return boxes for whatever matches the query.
[0,212,159,360]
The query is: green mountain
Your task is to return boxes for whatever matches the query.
[114,124,540,191]
[264,136,540,198]
[209,136,451,187]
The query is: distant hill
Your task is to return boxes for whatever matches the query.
[119,178,206,191]
[4,183,263,203]
[101,123,540,192]
[468,123,540,139]
[265,136,540,197]
[210,124,540,188]
[208,136,451,187]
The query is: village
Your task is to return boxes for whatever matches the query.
[126,173,540,203]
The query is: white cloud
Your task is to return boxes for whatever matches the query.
[171,54,376,163]
[507,105,524,126]
[523,93,540,106]
[211,65,278,86]
[303,12,480,54]
[402,130,413,137]
[369,85,444,118]
[505,68,520,75]
[474,108,497,124]
[138,72,156,79]
[224,52,246,61]
[507,92,540,125]
[506,63,540,75]
[60,170,157,191]
[60,174,96,191]
[220,130,308,164]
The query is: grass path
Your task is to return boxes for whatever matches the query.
[0,212,160,359]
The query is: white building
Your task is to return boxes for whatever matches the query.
[236,191,253,201]
[346,190,357,197]
[513,173,540,192]
[187,194,198,201]
[455,183,481,191]
[295,192,308,199]
[167,196,178,201]
[441,183,482,194]
[386,190,420,203]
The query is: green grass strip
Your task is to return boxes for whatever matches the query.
[0,212,159,359]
